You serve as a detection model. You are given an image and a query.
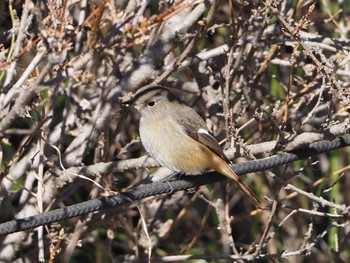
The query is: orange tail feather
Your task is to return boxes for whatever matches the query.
[210,155,260,207]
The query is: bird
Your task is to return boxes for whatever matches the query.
[123,85,259,207]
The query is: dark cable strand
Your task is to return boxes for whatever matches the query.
[0,135,349,236]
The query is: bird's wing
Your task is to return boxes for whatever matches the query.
[177,106,230,163]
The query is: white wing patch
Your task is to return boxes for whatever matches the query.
[198,128,210,135]
[197,127,228,161]
[198,128,220,143]
[198,128,217,141]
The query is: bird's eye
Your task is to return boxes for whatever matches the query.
[147,101,156,107]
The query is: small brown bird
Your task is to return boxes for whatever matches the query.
[123,85,259,206]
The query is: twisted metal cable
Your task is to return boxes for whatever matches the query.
[0,135,349,236]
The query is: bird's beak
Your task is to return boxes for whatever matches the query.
[120,94,134,106]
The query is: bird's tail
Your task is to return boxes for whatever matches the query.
[211,156,260,207]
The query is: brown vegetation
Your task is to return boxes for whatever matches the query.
[0,0,349,262]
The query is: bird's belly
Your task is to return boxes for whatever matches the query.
[140,119,210,174]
